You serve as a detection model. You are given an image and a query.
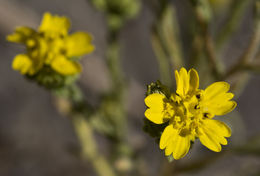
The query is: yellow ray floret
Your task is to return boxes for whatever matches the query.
[12,54,33,75]
[51,55,82,75]
[159,125,191,160]
[198,119,231,152]
[38,12,71,37]
[65,32,95,57]
[201,82,237,116]
[144,67,237,160]
[144,93,174,124]
[7,27,36,44]
[175,67,199,98]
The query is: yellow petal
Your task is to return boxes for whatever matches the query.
[144,93,165,109]
[188,68,199,95]
[144,93,169,124]
[175,70,182,95]
[12,54,32,75]
[199,119,231,152]
[207,101,237,116]
[7,27,35,43]
[172,134,191,160]
[204,82,230,100]
[145,109,169,124]
[203,82,237,116]
[175,67,191,97]
[160,125,191,159]
[160,125,177,150]
[38,12,70,37]
[65,32,95,57]
[179,68,189,95]
[51,55,81,75]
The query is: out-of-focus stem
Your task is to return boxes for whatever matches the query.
[151,1,184,88]
[53,86,116,176]
[107,32,125,90]
[160,6,184,70]
[204,31,224,80]
[104,21,133,175]
[72,115,116,176]
[216,0,252,50]
[224,0,260,79]
[175,151,228,174]
[244,63,260,73]
[151,30,172,87]
[190,0,224,80]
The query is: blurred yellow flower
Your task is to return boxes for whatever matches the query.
[144,68,237,160]
[7,12,94,76]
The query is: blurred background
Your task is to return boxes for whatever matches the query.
[0,0,260,175]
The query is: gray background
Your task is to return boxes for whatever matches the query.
[0,0,260,175]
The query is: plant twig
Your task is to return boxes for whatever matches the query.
[151,29,172,87]
[160,5,184,70]
[204,31,224,80]
[190,0,224,80]
[53,86,116,176]
[243,63,260,73]
[72,115,116,176]
[224,0,260,79]
[216,0,252,50]
[175,151,228,173]
[150,1,184,88]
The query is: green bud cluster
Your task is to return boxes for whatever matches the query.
[146,80,170,98]
[91,0,141,30]
[26,65,79,90]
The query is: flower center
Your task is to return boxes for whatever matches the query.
[168,92,206,137]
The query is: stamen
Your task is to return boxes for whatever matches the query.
[194,105,200,109]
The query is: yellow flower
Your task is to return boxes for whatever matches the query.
[144,68,237,160]
[7,12,94,76]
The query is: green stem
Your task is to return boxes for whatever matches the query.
[151,30,172,87]
[216,0,252,50]
[72,115,116,176]
[190,0,224,80]
[53,85,116,176]
[104,23,132,174]
[160,5,184,70]
[224,0,260,79]
[151,1,184,88]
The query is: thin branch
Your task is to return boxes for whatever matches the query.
[151,29,173,87]
[175,151,228,173]
[243,63,260,73]
[150,1,184,88]
[224,0,260,79]
[216,0,252,50]
[190,0,224,80]
[72,115,116,176]
[160,5,184,70]
[204,31,224,80]
[53,87,116,176]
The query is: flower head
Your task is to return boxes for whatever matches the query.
[144,68,237,160]
[7,12,95,76]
